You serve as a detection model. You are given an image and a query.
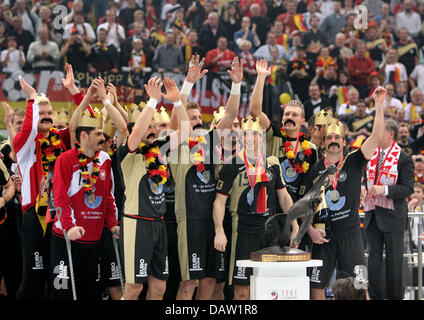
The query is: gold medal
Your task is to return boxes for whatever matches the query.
[286,167,296,178]
[330,190,340,202]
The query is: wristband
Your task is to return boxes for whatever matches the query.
[102,99,111,106]
[181,80,194,96]
[231,82,241,95]
[146,97,158,109]
[173,100,183,107]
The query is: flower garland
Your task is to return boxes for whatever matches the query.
[280,129,313,174]
[188,135,207,172]
[139,142,168,185]
[76,144,101,198]
[39,127,66,171]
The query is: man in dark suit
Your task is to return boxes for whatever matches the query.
[363,119,415,300]
[198,11,228,53]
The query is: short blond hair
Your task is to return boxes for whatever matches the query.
[36,93,51,106]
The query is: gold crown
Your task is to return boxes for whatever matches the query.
[212,106,225,125]
[153,106,170,123]
[315,109,336,126]
[128,102,145,123]
[103,115,116,138]
[325,118,345,137]
[241,115,261,132]
[53,108,70,124]
[78,108,103,128]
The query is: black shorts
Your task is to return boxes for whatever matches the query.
[166,221,181,283]
[216,217,232,283]
[309,233,366,289]
[100,226,122,288]
[122,216,168,284]
[177,219,224,281]
[231,229,277,286]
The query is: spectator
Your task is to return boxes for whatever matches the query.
[361,0,384,17]
[286,43,315,103]
[234,16,261,54]
[329,70,350,111]
[332,277,367,300]
[0,22,7,51]
[253,31,289,63]
[127,11,150,38]
[240,0,267,17]
[185,0,208,32]
[97,10,126,52]
[320,1,346,44]
[379,48,408,86]
[346,100,373,140]
[341,0,355,16]
[26,27,60,72]
[198,11,228,53]
[152,31,185,73]
[273,20,289,52]
[374,3,396,28]
[37,6,61,47]
[396,28,418,77]
[287,30,303,61]
[181,29,205,66]
[276,0,305,34]
[249,3,272,45]
[11,0,41,38]
[347,41,376,99]
[0,35,25,73]
[337,86,360,117]
[396,0,422,39]
[149,20,166,49]
[329,33,353,71]
[161,0,181,22]
[395,81,410,104]
[239,39,257,81]
[302,15,329,59]
[314,47,337,79]
[365,21,388,68]
[63,11,96,45]
[341,12,362,50]
[410,62,424,92]
[383,83,404,116]
[408,182,424,250]
[318,0,335,19]
[63,0,87,25]
[7,16,34,56]
[266,0,286,22]
[143,0,157,29]
[121,38,152,75]
[303,0,324,30]
[393,108,407,125]
[404,87,424,124]
[397,122,415,153]
[364,71,384,106]
[60,31,92,73]
[119,0,141,30]
[204,36,237,73]
[88,28,120,73]
[303,83,332,121]
[221,2,241,43]
[121,22,154,69]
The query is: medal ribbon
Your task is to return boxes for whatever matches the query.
[324,156,344,191]
[243,151,269,213]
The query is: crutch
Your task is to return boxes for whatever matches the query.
[56,207,77,300]
[111,230,125,292]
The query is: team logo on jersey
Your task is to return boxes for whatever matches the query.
[216,179,224,191]
[197,169,211,184]
[148,178,164,195]
[99,169,106,181]
[84,186,103,209]
[281,159,298,183]
[325,190,345,211]
[267,171,274,181]
[338,171,347,182]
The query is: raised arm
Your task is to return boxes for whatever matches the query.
[127,77,162,152]
[107,83,129,124]
[216,56,242,131]
[213,193,228,252]
[249,59,271,129]
[361,86,386,159]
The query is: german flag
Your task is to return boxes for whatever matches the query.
[293,14,307,32]
[266,65,279,86]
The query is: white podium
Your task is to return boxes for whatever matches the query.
[236,259,323,300]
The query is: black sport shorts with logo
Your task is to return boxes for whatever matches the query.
[100,226,122,288]
[308,233,365,289]
[121,215,168,284]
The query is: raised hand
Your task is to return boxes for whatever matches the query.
[372,85,386,105]
[19,75,36,99]
[91,79,107,101]
[144,76,163,101]
[106,83,118,105]
[162,77,181,103]
[186,54,208,83]
[255,58,271,77]
[227,56,243,83]
[2,101,14,127]
[62,63,75,89]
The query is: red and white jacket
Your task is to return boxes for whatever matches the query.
[52,148,118,243]
[13,99,71,214]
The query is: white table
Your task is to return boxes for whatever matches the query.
[236,259,323,300]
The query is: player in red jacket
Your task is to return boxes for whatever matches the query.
[49,79,119,300]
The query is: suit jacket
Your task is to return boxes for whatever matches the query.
[364,151,414,233]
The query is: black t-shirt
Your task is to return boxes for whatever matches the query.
[216,152,285,233]
[164,173,176,223]
[118,136,170,219]
[170,129,220,221]
[88,44,119,72]
[302,148,368,240]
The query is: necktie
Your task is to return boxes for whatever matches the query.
[376,150,385,177]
